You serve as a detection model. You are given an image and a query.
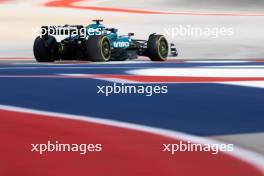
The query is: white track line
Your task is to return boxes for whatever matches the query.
[184,61,252,63]
[202,66,264,68]
[127,68,264,78]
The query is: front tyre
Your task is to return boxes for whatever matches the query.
[147,34,168,61]
[86,35,111,62]
[33,36,58,62]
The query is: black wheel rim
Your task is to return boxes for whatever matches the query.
[102,39,110,59]
[159,38,168,58]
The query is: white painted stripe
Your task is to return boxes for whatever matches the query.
[60,74,141,83]
[185,61,251,63]
[201,66,264,68]
[127,68,264,78]
[0,104,263,173]
[60,74,134,83]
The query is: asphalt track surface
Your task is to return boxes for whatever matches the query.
[1,0,264,59]
[0,59,264,176]
[0,60,264,136]
[0,0,264,175]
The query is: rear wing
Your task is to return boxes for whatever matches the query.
[41,25,85,38]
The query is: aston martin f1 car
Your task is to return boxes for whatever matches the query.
[33,20,178,62]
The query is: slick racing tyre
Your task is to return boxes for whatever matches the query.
[33,35,58,62]
[86,35,111,62]
[147,34,168,61]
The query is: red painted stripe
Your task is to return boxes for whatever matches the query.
[0,109,262,176]
[93,74,264,83]
[1,74,264,83]
[45,0,264,16]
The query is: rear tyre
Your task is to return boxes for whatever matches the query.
[33,36,58,62]
[86,35,111,62]
[146,34,168,61]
